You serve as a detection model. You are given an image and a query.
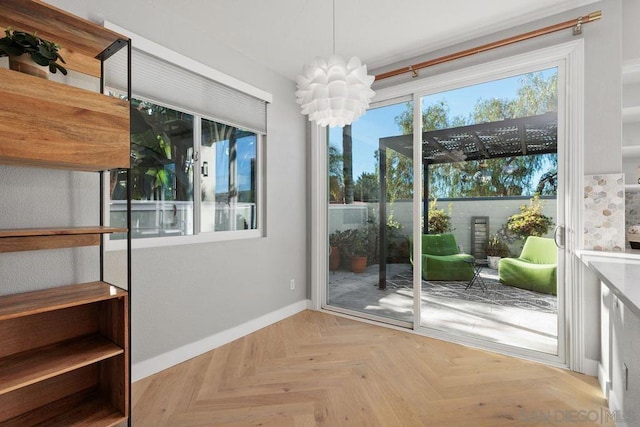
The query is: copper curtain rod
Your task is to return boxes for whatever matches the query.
[374,10,602,81]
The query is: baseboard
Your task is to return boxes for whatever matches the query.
[132,299,312,382]
[608,389,628,427]
[582,357,599,377]
[597,361,610,399]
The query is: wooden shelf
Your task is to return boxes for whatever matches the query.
[623,106,640,123]
[0,226,127,238]
[622,145,640,158]
[0,282,127,322]
[0,0,128,77]
[0,334,123,395]
[0,68,130,171]
[623,59,640,84]
[0,226,127,253]
[0,388,126,427]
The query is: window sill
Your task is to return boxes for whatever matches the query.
[105,229,263,251]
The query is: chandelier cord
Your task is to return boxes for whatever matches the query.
[332,0,336,55]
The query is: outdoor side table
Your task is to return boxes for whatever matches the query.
[465,259,487,291]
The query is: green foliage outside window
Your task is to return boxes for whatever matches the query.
[394,70,559,199]
[427,198,453,234]
[506,194,554,239]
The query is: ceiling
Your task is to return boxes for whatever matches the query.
[137,0,600,81]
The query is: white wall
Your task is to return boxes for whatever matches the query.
[2,0,309,372]
[622,0,640,61]
[328,198,557,256]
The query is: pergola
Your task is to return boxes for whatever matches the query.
[376,111,558,289]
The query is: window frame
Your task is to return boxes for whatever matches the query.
[102,21,270,251]
[105,93,265,251]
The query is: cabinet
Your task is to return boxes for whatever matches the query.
[0,1,131,425]
[622,59,640,188]
[600,282,640,425]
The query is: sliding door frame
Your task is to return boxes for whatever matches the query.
[311,39,585,371]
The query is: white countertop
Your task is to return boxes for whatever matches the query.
[580,252,640,318]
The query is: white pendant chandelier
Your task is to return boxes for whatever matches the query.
[295,0,375,128]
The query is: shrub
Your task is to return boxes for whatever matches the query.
[507,194,554,239]
[427,198,453,234]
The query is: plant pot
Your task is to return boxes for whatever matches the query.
[329,246,341,270]
[350,256,367,273]
[487,256,501,270]
[9,54,48,79]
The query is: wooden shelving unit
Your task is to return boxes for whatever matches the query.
[0,227,127,253]
[0,283,129,426]
[0,68,130,171]
[0,1,131,425]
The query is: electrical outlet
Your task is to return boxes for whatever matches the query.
[290,279,295,290]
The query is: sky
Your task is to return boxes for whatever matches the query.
[329,68,557,180]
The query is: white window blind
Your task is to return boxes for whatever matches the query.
[105,44,268,135]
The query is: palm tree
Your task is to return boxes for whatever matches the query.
[342,124,354,204]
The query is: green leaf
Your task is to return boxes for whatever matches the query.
[54,63,68,75]
[30,51,49,67]
[38,44,56,60]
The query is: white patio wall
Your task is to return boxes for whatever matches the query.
[329,197,557,257]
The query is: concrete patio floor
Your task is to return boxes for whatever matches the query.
[327,263,558,354]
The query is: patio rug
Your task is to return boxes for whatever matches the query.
[387,271,557,314]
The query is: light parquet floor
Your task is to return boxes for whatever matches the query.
[133,310,611,426]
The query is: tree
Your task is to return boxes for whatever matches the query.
[376,148,413,202]
[354,172,379,202]
[328,144,343,202]
[395,70,559,199]
[342,124,354,204]
[381,100,459,203]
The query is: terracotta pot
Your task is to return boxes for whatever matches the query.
[350,256,367,273]
[9,54,48,79]
[329,246,340,270]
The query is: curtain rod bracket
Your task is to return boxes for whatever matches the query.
[573,16,583,36]
[409,66,418,78]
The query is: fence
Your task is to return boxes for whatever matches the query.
[329,197,557,257]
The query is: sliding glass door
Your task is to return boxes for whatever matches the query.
[415,67,563,356]
[325,101,415,326]
[318,43,579,365]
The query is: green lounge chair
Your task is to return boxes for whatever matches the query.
[498,236,557,295]
[416,234,475,281]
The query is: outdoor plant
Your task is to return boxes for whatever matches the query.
[346,229,369,258]
[427,198,453,234]
[329,230,346,248]
[507,193,554,239]
[484,234,510,257]
[0,28,67,74]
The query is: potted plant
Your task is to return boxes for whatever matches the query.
[347,229,369,273]
[506,194,554,240]
[329,230,344,271]
[0,28,67,78]
[484,234,510,269]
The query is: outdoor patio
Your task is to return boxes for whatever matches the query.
[327,263,558,354]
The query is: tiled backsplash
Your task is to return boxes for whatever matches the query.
[584,174,625,251]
